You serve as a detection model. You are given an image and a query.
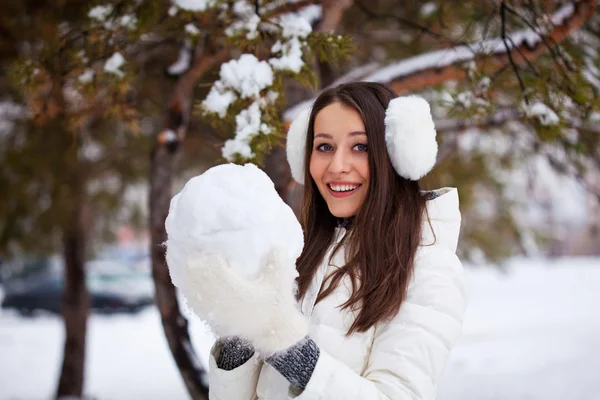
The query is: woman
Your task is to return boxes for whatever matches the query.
[205,82,466,399]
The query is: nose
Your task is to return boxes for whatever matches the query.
[328,148,351,175]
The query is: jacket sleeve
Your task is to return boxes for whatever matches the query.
[208,339,263,400]
[293,246,467,400]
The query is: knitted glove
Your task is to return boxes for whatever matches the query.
[266,336,320,391]
[216,336,255,371]
[183,250,308,356]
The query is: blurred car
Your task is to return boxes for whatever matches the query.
[1,257,154,316]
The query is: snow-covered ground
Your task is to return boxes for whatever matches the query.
[1,257,599,400]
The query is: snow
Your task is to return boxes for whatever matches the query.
[103,52,125,78]
[0,308,215,400]
[219,54,274,99]
[522,101,560,126]
[296,4,322,24]
[269,37,305,73]
[438,257,600,400]
[421,2,438,17]
[202,83,236,118]
[222,102,266,160]
[119,14,137,30]
[184,23,200,36]
[173,0,216,12]
[78,68,95,84]
[279,14,312,39]
[202,54,277,159]
[224,1,261,39]
[0,101,28,137]
[88,5,113,22]
[167,43,192,75]
[1,257,599,399]
[165,163,304,284]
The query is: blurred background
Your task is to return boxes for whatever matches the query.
[1,0,599,399]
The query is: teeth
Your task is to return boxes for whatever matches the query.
[329,184,359,192]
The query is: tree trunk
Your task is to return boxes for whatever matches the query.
[150,140,209,400]
[148,44,228,399]
[56,201,89,399]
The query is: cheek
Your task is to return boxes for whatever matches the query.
[358,156,370,183]
[309,154,324,182]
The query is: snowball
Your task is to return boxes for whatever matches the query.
[165,163,304,287]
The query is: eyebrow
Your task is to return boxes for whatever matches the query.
[314,131,367,139]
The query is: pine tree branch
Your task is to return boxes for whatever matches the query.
[435,107,600,164]
[500,1,529,103]
[284,0,597,119]
[354,0,470,47]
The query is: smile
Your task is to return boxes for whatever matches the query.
[327,183,362,198]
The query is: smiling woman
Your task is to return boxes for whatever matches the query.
[207,82,466,400]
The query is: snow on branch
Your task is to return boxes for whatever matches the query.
[197,0,332,162]
[285,0,596,120]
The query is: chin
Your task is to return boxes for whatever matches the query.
[327,205,358,219]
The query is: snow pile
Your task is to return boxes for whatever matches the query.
[165,163,304,287]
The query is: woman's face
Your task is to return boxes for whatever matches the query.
[309,102,369,218]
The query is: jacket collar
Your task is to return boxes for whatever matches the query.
[421,187,461,252]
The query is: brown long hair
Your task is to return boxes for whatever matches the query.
[295,82,430,335]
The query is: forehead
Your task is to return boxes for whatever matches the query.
[314,102,365,137]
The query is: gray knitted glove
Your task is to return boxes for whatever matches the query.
[216,336,255,371]
[265,336,320,391]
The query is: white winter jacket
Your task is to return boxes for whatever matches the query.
[208,187,467,400]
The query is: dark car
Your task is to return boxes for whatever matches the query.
[1,257,154,316]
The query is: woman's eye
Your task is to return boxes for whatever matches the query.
[316,143,333,152]
[353,143,368,152]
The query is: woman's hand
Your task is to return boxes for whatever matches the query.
[182,249,308,356]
